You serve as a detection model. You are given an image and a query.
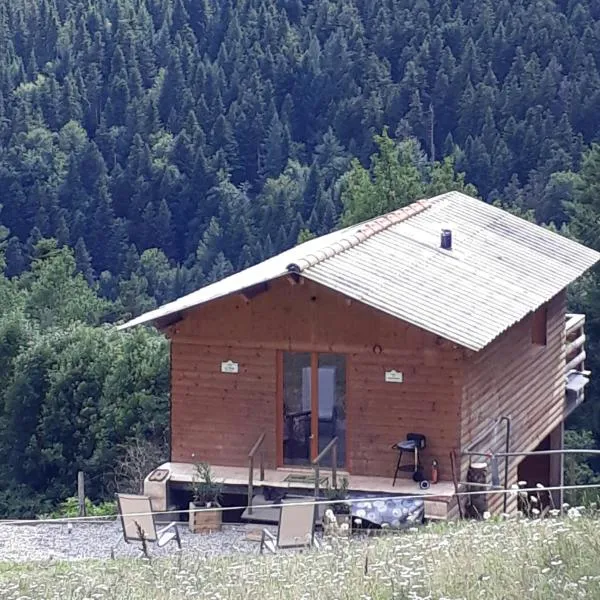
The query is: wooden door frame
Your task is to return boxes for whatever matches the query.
[310,352,319,460]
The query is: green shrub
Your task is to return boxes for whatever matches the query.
[43,496,117,519]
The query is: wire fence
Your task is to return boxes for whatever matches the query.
[1,480,599,527]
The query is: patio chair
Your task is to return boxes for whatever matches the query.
[116,493,181,555]
[260,501,320,554]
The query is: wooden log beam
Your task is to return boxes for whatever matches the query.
[239,281,269,303]
[286,273,303,285]
[565,313,585,337]
[565,333,585,357]
[565,349,586,374]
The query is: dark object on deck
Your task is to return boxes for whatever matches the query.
[412,469,425,482]
[466,462,488,518]
[263,486,287,504]
[392,433,427,486]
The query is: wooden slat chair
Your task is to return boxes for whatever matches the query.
[260,502,319,554]
[116,493,181,555]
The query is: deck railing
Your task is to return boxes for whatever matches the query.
[247,432,266,515]
[312,436,338,499]
[565,313,587,374]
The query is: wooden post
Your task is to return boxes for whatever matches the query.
[248,456,254,515]
[77,471,86,517]
[549,423,564,509]
[332,443,337,489]
[260,450,265,482]
[466,462,488,518]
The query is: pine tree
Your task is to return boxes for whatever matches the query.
[259,111,289,182]
[4,236,25,278]
[74,237,95,284]
[158,49,186,126]
[207,252,234,283]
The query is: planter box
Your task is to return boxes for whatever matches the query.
[189,501,222,534]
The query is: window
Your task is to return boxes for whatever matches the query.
[531,304,548,346]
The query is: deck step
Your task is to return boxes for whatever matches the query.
[423,496,454,521]
[241,493,326,524]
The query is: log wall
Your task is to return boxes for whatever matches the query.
[169,276,464,479]
[460,291,567,513]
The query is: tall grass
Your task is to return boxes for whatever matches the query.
[1,514,600,599]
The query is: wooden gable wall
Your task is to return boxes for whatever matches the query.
[168,276,464,479]
[461,291,567,512]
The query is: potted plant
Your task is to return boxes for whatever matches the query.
[324,477,352,536]
[189,462,223,533]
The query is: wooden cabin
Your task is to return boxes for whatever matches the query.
[120,192,600,521]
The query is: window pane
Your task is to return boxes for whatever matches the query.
[283,352,312,465]
[317,354,346,469]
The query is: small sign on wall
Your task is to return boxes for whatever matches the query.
[385,370,403,383]
[221,360,239,374]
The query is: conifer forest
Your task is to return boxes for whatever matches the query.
[2,0,600,515]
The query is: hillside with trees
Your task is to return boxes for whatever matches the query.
[1,0,600,514]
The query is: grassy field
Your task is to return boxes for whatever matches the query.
[1,514,600,599]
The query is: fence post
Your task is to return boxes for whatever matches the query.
[78,471,86,517]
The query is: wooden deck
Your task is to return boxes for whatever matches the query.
[144,462,457,521]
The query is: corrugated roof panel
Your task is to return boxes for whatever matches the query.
[119,191,600,351]
[300,192,600,349]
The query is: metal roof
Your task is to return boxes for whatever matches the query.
[118,192,600,351]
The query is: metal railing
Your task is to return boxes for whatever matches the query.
[312,436,338,499]
[247,433,266,515]
[460,416,511,513]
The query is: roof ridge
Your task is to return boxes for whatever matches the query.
[286,198,433,273]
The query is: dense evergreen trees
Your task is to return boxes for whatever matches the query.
[0,0,599,302]
[0,241,169,516]
[1,0,600,513]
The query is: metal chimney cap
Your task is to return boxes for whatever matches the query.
[440,228,452,250]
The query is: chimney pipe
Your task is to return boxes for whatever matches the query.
[441,228,452,250]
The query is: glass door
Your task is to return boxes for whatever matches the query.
[281,352,346,468]
[282,352,312,466]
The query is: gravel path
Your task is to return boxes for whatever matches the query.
[0,520,268,563]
